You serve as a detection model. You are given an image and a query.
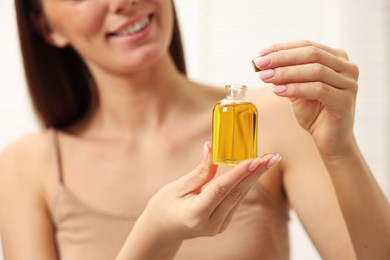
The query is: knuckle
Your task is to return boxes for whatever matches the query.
[313,82,329,96]
[349,62,360,79]
[230,187,244,202]
[312,63,327,79]
[307,46,322,61]
[337,48,349,59]
[213,185,229,200]
[301,39,313,47]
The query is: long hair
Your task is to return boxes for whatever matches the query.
[15,0,187,129]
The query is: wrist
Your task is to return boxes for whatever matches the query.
[319,136,367,176]
[116,212,183,260]
[317,132,358,161]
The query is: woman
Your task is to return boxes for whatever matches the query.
[0,0,389,259]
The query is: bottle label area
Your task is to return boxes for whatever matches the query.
[212,101,258,166]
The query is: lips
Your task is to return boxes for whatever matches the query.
[107,14,154,38]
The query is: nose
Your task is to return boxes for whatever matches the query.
[109,0,139,14]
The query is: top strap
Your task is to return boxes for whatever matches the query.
[52,129,64,184]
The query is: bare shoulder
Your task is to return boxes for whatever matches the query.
[0,129,56,200]
[0,129,55,170]
[246,86,311,152]
[247,86,292,123]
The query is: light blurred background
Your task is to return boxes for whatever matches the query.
[1,0,389,259]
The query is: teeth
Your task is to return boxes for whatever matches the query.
[117,17,150,36]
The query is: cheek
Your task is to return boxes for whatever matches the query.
[45,3,106,43]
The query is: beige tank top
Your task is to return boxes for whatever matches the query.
[51,130,290,260]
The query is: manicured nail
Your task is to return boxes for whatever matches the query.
[261,153,277,159]
[258,46,274,56]
[272,85,288,94]
[257,69,275,80]
[252,55,271,71]
[266,154,282,168]
[248,158,261,172]
[203,142,210,162]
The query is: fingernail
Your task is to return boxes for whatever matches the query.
[258,46,274,56]
[261,153,277,159]
[252,55,271,71]
[203,142,210,162]
[272,85,288,94]
[257,69,275,80]
[248,158,261,172]
[266,154,282,169]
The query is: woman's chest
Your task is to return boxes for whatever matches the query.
[55,182,290,260]
[56,130,212,216]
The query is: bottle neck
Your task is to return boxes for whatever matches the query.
[226,88,247,101]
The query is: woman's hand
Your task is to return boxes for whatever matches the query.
[253,40,359,157]
[143,143,280,239]
[116,143,281,260]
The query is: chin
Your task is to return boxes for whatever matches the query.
[106,55,162,76]
[119,45,168,72]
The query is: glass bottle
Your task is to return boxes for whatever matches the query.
[212,84,258,166]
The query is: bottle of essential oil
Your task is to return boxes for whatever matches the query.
[212,84,258,166]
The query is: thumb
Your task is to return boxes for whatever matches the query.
[177,142,218,195]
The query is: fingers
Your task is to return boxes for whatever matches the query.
[252,40,359,106]
[258,40,349,59]
[253,40,359,83]
[161,150,281,238]
[272,82,355,111]
[208,154,281,230]
[254,46,355,77]
[256,64,356,90]
[195,154,282,221]
[176,142,218,195]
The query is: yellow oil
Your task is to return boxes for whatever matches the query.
[212,101,258,166]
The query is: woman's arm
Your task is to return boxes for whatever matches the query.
[0,135,58,260]
[257,90,356,259]
[254,40,390,259]
[322,137,390,259]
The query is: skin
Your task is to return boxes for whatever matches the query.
[1,0,389,259]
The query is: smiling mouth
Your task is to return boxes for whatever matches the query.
[108,14,153,37]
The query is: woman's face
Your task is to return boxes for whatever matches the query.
[39,0,174,74]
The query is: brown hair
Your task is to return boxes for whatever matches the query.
[15,0,186,129]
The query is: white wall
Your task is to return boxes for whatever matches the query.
[0,0,39,145]
[1,0,389,259]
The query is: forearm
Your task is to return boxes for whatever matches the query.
[322,138,390,259]
[115,215,182,260]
